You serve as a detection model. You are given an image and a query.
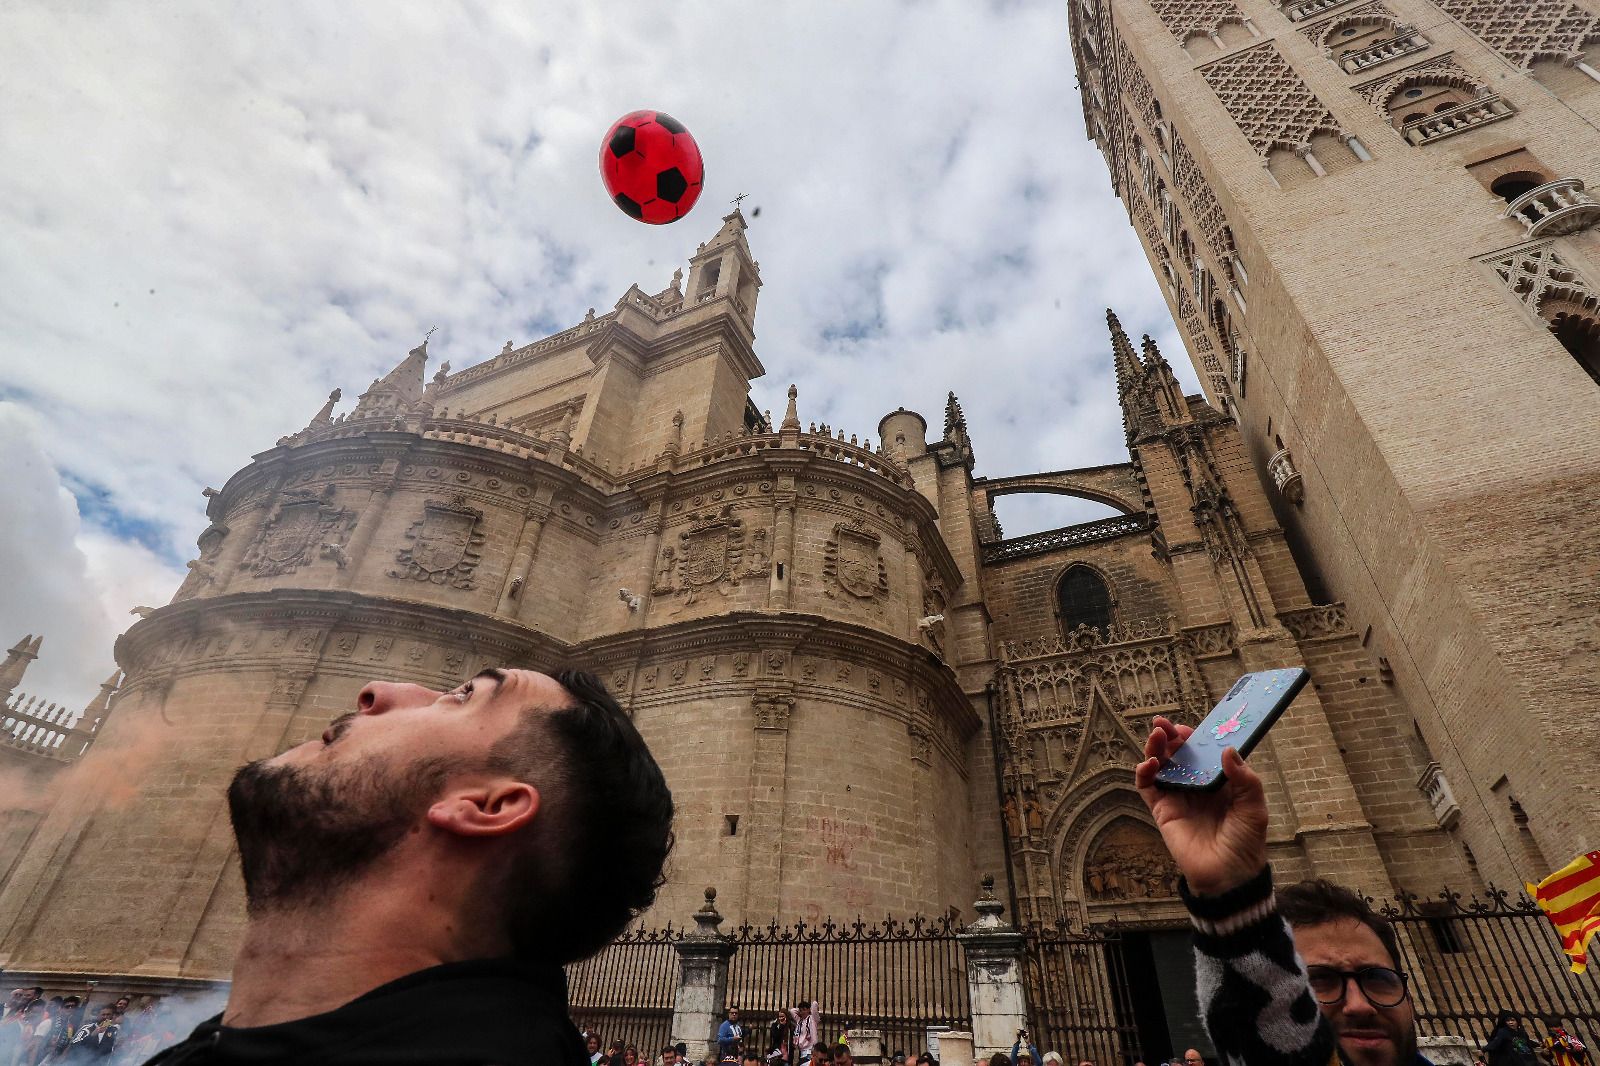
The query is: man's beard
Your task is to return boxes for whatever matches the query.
[227,753,451,912]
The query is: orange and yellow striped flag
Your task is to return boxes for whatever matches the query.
[1528,851,1600,974]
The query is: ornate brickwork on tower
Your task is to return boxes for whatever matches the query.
[1068,0,1600,891]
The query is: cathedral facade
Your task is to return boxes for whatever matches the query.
[0,207,1462,989]
[1065,0,1600,890]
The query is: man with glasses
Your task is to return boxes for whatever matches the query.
[1135,717,1425,1066]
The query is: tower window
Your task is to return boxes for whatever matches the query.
[1490,172,1548,203]
[1550,311,1600,385]
[1057,565,1113,635]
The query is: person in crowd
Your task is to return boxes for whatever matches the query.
[605,1041,626,1066]
[1135,714,1426,1066]
[768,1010,795,1065]
[987,1053,1009,1066]
[1012,1029,1041,1064]
[623,1046,639,1066]
[789,1001,818,1064]
[1041,1054,1063,1066]
[14,995,53,1066]
[586,1034,606,1064]
[677,1043,690,1064]
[1184,1051,1205,1066]
[913,1054,935,1066]
[45,996,82,1063]
[140,667,673,1065]
[65,1007,118,1061]
[1543,1027,1590,1066]
[809,1046,832,1065]
[1485,1014,1540,1066]
[832,1041,853,1066]
[718,1008,745,1060]
[743,1053,764,1066]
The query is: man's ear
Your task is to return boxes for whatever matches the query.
[426,781,539,837]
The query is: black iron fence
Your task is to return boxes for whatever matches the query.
[568,885,1600,1062]
[726,915,972,1059]
[567,924,684,1056]
[1380,886,1600,1046]
[1022,918,1138,1065]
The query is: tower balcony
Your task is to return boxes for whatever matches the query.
[1417,761,1461,830]
[1401,95,1514,144]
[1284,0,1353,22]
[1501,178,1600,239]
[1267,448,1304,504]
[1340,30,1428,73]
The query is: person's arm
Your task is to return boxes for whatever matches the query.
[1136,719,1336,1066]
[1488,1033,1511,1054]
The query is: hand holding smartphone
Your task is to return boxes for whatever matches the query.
[1151,667,1308,791]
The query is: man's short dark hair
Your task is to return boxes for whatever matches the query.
[812,1048,833,1063]
[743,1054,763,1064]
[493,669,673,964]
[1276,878,1401,967]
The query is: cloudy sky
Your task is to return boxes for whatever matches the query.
[0,1,1192,706]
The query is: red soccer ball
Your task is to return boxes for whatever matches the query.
[599,110,704,225]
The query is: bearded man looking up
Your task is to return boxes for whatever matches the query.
[142,668,674,1066]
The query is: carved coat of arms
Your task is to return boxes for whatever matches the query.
[241,486,353,578]
[673,506,745,604]
[390,495,486,589]
[824,518,888,603]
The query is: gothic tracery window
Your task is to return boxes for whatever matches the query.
[1057,565,1114,635]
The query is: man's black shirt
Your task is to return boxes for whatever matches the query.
[139,958,586,1065]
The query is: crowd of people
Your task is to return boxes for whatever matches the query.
[0,988,226,1065]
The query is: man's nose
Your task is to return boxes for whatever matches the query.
[356,680,440,715]
[1340,976,1380,1019]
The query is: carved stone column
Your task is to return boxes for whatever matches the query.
[496,499,552,616]
[670,889,737,1063]
[769,477,799,610]
[957,876,1030,1060]
[744,682,795,919]
[337,469,398,588]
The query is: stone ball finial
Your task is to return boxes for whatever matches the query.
[704,886,717,903]
[981,873,995,893]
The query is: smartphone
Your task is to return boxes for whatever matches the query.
[1153,667,1309,791]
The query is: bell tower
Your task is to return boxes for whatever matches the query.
[1069,0,1600,885]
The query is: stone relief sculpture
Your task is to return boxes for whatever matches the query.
[823,517,889,604]
[673,506,746,605]
[389,494,487,589]
[1083,819,1181,901]
[240,485,354,578]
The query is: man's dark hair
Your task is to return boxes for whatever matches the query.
[492,669,673,964]
[743,1054,763,1064]
[812,1048,833,1063]
[1276,878,1400,967]
[29,987,42,996]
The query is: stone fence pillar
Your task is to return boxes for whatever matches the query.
[956,876,1029,1060]
[671,888,737,1063]
[935,1031,975,1066]
[847,1029,885,1064]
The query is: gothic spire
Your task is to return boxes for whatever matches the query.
[354,340,429,418]
[309,388,342,426]
[781,384,801,432]
[1142,333,1188,425]
[1108,309,1143,397]
[0,635,41,700]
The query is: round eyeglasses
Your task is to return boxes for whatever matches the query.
[1306,965,1409,1008]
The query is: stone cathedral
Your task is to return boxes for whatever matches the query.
[1066,0,1600,892]
[0,206,1468,997]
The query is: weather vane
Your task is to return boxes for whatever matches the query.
[424,325,438,344]
[731,193,748,209]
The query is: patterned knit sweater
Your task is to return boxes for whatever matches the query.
[1183,867,1338,1066]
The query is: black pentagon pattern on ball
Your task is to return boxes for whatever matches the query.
[654,111,686,135]
[614,192,644,220]
[608,124,637,158]
[656,167,689,204]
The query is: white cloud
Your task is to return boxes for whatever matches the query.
[0,0,1197,699]
[0,404,183,707]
